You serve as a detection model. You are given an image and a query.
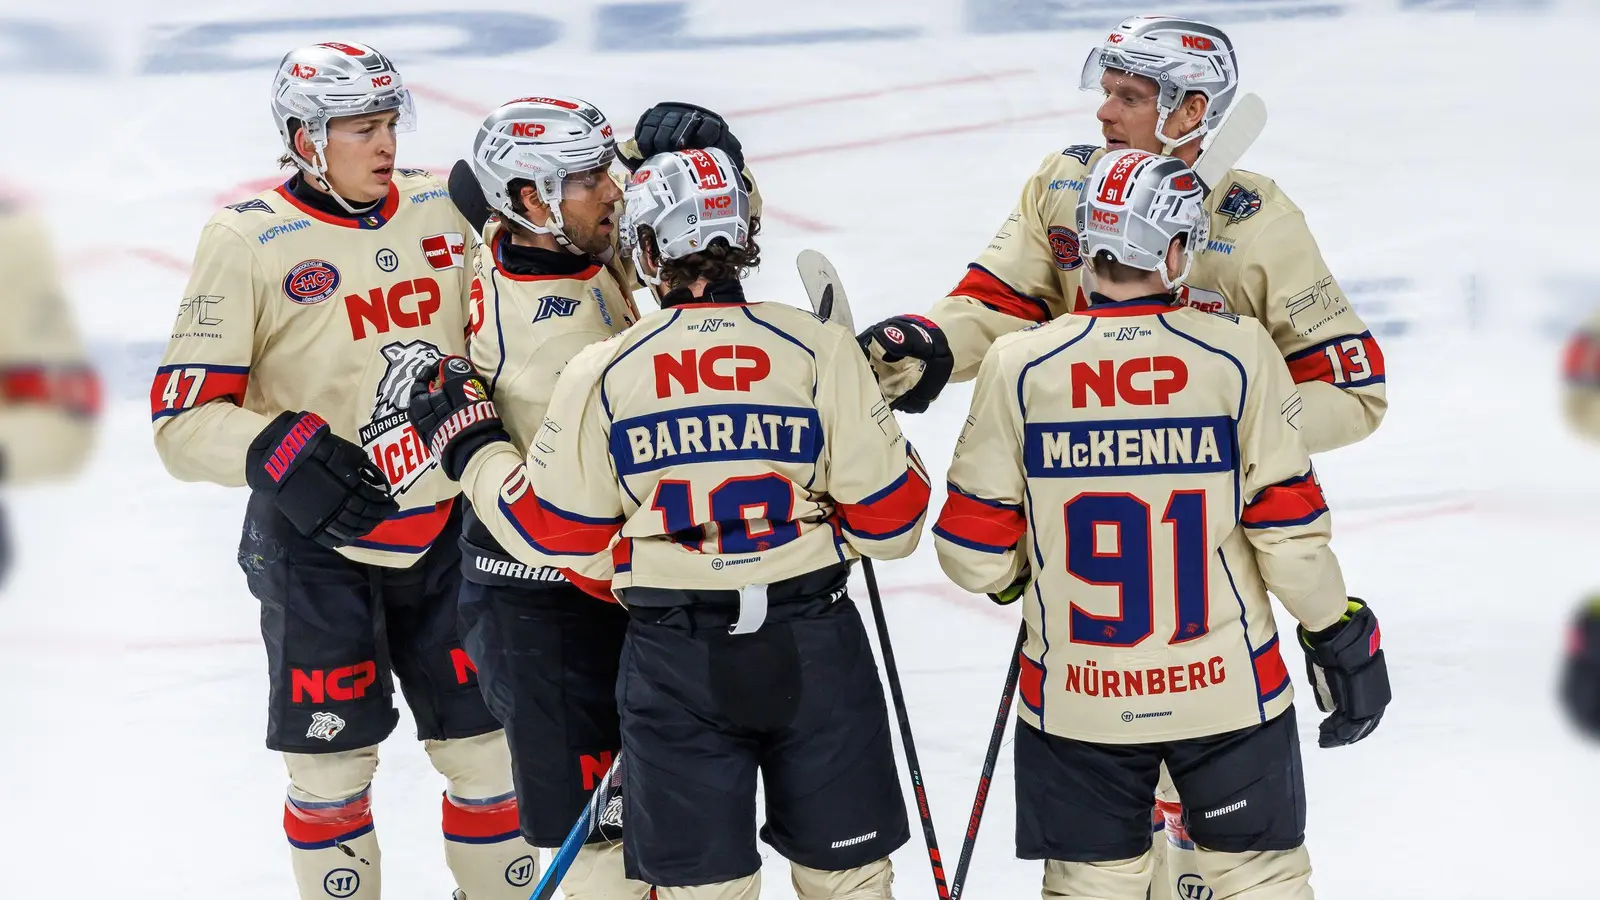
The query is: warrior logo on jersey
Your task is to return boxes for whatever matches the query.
[534,295,580,322]
[1047,226,1083,271]
[1218,184,1262,223]
[358,339,442,494]
[284,259,341,305]
[225,199,274,214]
[1062,144,1098,164]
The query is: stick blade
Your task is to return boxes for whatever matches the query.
[795,249,856,332]
[1193,92,1267,193]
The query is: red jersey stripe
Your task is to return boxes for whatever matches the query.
[933,487,1026,553]
[1241,475,1328,529]
[949,265,1051,323]
[838,466,931,540]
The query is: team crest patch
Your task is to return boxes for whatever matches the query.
[225,198,274,214]
[1061,144,1097,164]
[307,711,346,741]
[1218,184,1262,223]
[534,295,580,322]
[462,378,486,402]
[283,259,341,304]
[1047,226,1083,270]
[421,232,466,270]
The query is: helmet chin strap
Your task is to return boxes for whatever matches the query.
[1155,102,1209,156]
[297,140,381,216]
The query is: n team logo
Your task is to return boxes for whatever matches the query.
[284,259,341,304]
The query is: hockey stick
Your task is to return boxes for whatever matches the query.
[1192,92,1267,195]
[863,556,951,900]
[797,251,949,899]
[946,623,1024,900]
[525,752,624,900]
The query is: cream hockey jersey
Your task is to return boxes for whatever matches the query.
[899,145,1384,454]
[0,205,98,483]
[465,220,641,451]
[1564,308,1600,442]
[459,296,931,598]
[152,171,478,567]
[934,296,1348,743]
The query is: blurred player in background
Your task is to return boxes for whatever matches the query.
[150,41,536,900]
[1560,321,1600,739]
[0,193,100,590]
[856,15,1387,894]
[934,149,1391,900]
[453,95,748,896]
[409,146,929,899]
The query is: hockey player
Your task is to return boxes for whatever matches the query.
[860,15,1384,454]
[1559,320,1600,737]
[150,42,537,900]
[857,16,1387,892]
[0,195,100,588]
[933,149,1391,900]
[409,146,929,899]
[454,95,748,897]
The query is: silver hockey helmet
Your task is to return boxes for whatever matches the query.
[1080,16,1239,152]
[270,42,416,209]
[619,147,750,287]
[470,96,617,252]
[1075,149,1210,291]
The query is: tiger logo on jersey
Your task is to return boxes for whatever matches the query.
[357,339,442,494]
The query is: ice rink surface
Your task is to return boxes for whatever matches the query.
[2,1,1598,897]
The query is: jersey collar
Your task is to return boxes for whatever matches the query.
[274,178,401,230]
[1079,292,1181,317]
[492,230,601,282]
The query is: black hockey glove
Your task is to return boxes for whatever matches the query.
[1297,598,1391,748]
[448,158,492,237]
[406,356,511,482]
[245,410,398,548]
[631,102,746,175]
[1560,595,1600,740]
[857,314,954,414]
[988,568,1030,605]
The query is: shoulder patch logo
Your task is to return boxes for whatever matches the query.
[226,198,275,214]
[534,295,580,322]
[421,232,466,270]
[1218,184,1262,223]
[283,259,341,304]
[1178,284,1227,314]
[1047,226,1083,271]
[1061,144,1098,164]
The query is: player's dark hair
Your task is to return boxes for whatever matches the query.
[501,178,540,239]
[644,217,763,289]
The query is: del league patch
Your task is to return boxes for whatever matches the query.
[1047,226,1083,271]
[283,259,341,304]
[1218,184,1262,223]
[421,232,466,270]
